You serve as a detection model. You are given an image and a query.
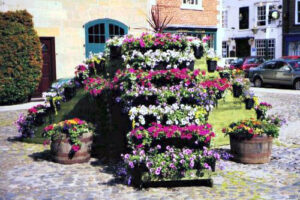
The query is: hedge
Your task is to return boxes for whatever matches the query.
[0,10,42,105]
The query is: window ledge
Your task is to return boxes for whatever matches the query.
[181,5,204,11]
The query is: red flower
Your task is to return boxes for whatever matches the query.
[248,129,254,134]
[71,145,80,152]
[44,125,54,132]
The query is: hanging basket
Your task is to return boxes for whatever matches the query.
[193,46,204,59]
[206,60,217,72]
[244,98,254,110]
[232,85,243,98]
[110,46,122,59]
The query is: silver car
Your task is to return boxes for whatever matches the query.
[249,59,300,90]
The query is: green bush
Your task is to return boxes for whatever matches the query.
[0,10,42,105]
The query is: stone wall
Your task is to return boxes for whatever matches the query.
[1,0,150,78]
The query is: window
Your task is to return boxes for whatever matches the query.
[222,10,228,28]
[181,0,203,10]
[257,6,266,26]
[222,41,229,57]
[239,7,249,29]
[255,39,275,59]
[296,0,300,24]
[88,23,105,43]
[288,41,300,56]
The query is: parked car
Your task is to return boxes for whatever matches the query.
[249,59,300,90]
[229,58,244,69]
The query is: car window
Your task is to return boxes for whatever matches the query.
[274,61,286,70]
[289,61,300,71]
[245,58,256,64]
[263,62,275,69]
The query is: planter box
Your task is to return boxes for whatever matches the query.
[50,132,93,164]
[230,135,273,164]
[131,168,214,188]
[34,112,46,126]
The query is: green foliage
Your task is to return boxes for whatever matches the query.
[0,10,42,105]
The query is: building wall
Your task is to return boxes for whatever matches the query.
[220,0,283,59]
[156,0,218,27]
[1,0,150,78]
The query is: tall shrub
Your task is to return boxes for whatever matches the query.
[0,10,42,105]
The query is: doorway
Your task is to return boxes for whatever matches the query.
[34,37,56,97]
[235,38,251,57]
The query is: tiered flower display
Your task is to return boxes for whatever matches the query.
[84,33,230,186]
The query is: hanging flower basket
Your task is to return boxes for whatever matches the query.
[244,98,254,110]
[206,60,217,72]
[193,46,204,59]
[110,46,122,59]
[232,85,243,98]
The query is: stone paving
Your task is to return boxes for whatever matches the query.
[0,90,300,200]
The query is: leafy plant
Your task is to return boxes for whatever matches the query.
[147,5,173,33]
[0,10,42,104]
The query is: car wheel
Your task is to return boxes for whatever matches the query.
[254,77,263,87]
[294,79,300,90]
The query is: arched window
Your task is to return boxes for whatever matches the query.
[84,18,128,57]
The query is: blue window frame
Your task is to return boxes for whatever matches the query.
[84,18,128,57]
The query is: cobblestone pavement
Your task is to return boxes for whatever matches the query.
[0,90,300,200]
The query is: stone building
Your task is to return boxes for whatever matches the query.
[0,0,219,95]
[0,0,151,80]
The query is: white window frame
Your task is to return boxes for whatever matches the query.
[255,39,276,59]
[296,0,300,24]
[181,0,203,10]
[222,10,228,28]
[257,5,267,27]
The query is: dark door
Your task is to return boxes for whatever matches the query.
[34,37,56,97]
[236,39,250,57]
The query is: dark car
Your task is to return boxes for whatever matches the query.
[249,59,300,90]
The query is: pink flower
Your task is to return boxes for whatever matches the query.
[71,145,80,152]
[139,39,145,48]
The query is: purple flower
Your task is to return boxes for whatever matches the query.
[189,160,194,168]
[155,167,161,175]
[204,163,211,170]
[180,159,185,164]
[128,161,134,169]
[169,163,176,169]
[156,145,161,150]
[124,154,130,160]
[214,152,221,160]
[146,162,152,168]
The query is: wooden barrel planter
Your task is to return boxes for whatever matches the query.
[50,132,93,164]
[229,135,273,164]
